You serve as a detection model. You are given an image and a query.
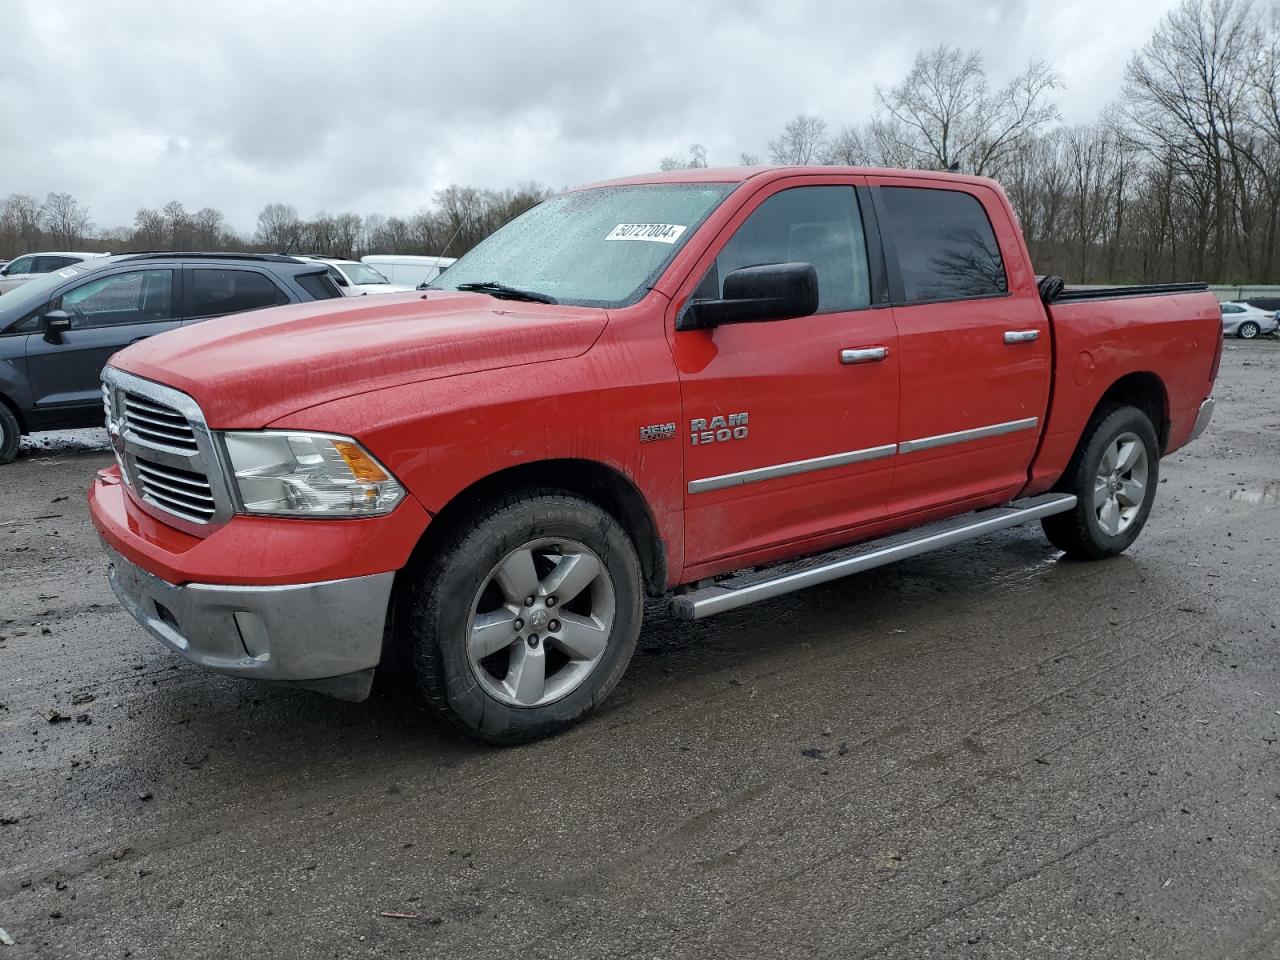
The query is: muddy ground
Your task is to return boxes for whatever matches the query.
[1,341,1278,959]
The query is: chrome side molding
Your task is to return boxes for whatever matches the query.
[687,443,896,494]
[671,492,1078,620]
[897,416,1039,455]
[687,417,1041,494]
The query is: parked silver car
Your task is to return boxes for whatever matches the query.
[0,252,109,295]
[1220,301,1279,339]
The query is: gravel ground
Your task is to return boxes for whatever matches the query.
[1,340,1277,959]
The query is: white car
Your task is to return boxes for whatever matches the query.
[293,256,412,296]
[0,251,109,295]
[1220,301,1279,339]
[361,254,456,289]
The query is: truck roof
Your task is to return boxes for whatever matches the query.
[578,165,1001,191]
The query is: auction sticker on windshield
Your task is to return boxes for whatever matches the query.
[606,223,687,244]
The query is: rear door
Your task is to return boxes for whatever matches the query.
[670,178,900,567]
[180,266,293,325]
[867,177,1050,514]
[23,267,181,427]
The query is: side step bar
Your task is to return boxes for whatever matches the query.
[670,493,1077,621]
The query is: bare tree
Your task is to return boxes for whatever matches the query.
[768,114,828,165]
[1125,0,1259,279]
[42,193,93,248]
[0,194,45,255]
[256,202,302,252]
[876,46,1060,175]
[133,208,166,250]
[658,143,708,171]
[191,207,227,248]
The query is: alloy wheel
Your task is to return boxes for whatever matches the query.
[1093,431,1149,537]
[466,538,616,707]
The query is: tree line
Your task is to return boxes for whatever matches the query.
[3,0,1277,283]
[669,0,1280,284]
[0,184,552,263]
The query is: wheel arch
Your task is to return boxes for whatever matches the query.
[405,458,668,598]
[0,389,27,435]
[1093,371,1170,454]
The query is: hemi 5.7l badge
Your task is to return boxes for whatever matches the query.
[691,413,748,445]
[640,422,677,442]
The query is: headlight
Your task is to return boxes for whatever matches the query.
[221,431,405,517]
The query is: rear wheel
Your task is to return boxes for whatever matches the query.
[1042,405,1160,560]
[1238,320,1260,339]
[0,403,20,465]
[399,490,643,744]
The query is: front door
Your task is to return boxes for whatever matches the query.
[669,180,900,569]
[868,178,1051,515]
[24,267,179,428]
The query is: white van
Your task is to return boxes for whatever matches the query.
[361,254,456,289]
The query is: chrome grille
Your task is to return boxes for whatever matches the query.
[134,458,216,523]
[121,392,198,452]
[102,366,233,535]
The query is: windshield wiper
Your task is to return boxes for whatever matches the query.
[455,281,557,305]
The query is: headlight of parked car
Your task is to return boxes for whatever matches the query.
[221,431,405,517]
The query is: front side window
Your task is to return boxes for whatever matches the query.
[5,256,34,276]
[60,269,174,329]
[432,183,733,307]
[696,186,870,313]
[880,186,1008,303]
[189,269,289,318]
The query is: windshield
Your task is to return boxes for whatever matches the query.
[338,262,390,285]
[0,264,94,324]
[432,183,734,307]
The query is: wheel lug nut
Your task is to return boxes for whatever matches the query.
[524,596,535,607]
[527,635,539,648]
[513,618,524,631]
[546,596,557,607]
[548,619,560,632]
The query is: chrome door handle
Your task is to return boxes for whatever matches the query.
[840,346,889,364]
[1004,329,1040,344]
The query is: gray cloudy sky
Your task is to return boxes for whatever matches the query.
[0,0,1177,235]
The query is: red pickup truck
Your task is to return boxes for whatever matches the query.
[90,166,1221,743]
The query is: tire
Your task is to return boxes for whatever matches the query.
[1041,405,1160,560]
[0,402,20,465]
[398,489,643,745]
[1238,321,1260,339]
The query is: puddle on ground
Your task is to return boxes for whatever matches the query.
[1229,480,1280,504]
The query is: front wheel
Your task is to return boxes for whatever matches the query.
[399,490,643,744]
[1238,321,1260,339]
[1042,405,1160,560]
[0,403,20,465]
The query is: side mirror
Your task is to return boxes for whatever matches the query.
[332,274,349,287]
[41,310,72,344]
[676,262,819,331]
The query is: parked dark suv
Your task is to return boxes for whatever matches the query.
[0,252,343,463]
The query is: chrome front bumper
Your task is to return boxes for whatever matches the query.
[105,544,394,700]
[1189,397,1216,443]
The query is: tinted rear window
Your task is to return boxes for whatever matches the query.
[296,271,343,300]
[189,269,290,318]
[881,187,1008,303]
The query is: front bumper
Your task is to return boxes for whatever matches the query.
[105,541,394,701]
[1189,397,1215,443]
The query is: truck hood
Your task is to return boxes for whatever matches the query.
[111,291,609,428]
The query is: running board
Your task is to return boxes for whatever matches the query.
[670,493,1077,621]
